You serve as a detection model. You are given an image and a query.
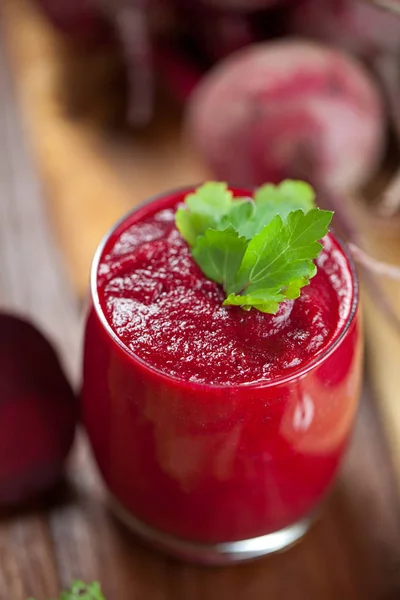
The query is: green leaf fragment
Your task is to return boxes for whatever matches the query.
[175,207,216,247]
[224,209,332,313]
[240,180,316,239]
[255,180,316,215]
[192,227,247,294]
[186,181,233,217]
[223,289,284,314]
[60,581,105,600]
[283,277,311,300]
[29,580,106,600]
[219,198,255,236]
[176,182,234,246]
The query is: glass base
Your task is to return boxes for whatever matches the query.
[109,495,312,565]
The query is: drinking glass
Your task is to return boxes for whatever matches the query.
[82,186,362,564]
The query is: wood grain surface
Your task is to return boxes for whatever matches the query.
[2,1,400,598]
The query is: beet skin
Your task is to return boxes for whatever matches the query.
[0,314,78,506]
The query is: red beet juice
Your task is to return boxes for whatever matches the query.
[82,186,361,562]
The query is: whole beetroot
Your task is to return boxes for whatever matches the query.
[186,39,385,193]
[0,314,77,506]
[288,0,400,60]
[169,0,292,63]
[35,0,112,46]
[187,0,291,10]
[36,0,155,127]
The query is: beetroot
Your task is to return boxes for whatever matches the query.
[287,1,400,214]
[190,0,290,10]
[182,11,259,62]
[36,0,155,126]
[288,0,400,59]
[0,314,77,506]
[185,39,385,193]
[35,0,112,46]
[169,0,294,62]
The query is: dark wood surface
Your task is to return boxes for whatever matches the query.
[2,6,400,600]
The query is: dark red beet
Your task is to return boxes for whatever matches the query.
[169,0,293,63]
[288,0,400,59]
[35,0,112,46]
[36,0,155,126]
[188,0,290,10]
[0,314,78,506]
[186,39,385,193]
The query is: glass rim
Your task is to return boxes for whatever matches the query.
[90,184,360,390]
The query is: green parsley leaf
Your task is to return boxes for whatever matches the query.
[175,208,214,247]
[255,180,315,215]
[239,180,316,239]
[219,198,255,236]
[185,181,233,217]
[60,581,105,600]
[176,182,233,246]
[176,180,333,314]
[224,209,332,312]
[224,289,285,314]
[192,227,247,294]
[29,580,106,600]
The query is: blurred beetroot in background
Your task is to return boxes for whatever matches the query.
[168,1,286,63]
[189,0,289,9]
[288,0,400,59]
[35,0,113,45]
[186,40,385,192]
[0,314,77,507]
[36,0,156,126]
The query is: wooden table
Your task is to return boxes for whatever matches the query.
[2,1,400,598]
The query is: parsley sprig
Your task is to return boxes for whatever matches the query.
[29,580,105,600]
[176,181,333,314]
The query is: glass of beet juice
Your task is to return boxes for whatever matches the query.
[82,185,362,564]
